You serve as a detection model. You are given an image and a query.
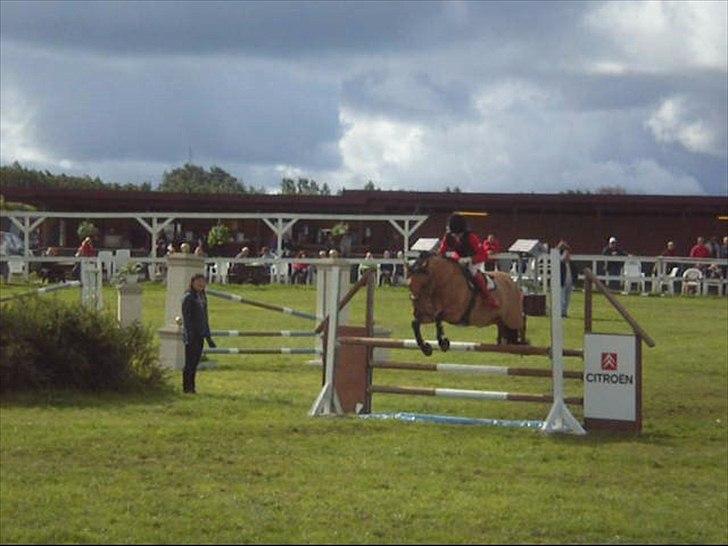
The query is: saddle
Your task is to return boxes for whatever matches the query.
[458,266,496,326]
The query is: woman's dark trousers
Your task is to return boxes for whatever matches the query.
[183,337,204,393]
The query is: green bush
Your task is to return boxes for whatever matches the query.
[0,296,166,393]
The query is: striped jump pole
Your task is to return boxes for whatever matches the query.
[370,385,583,406]
[338,336,584,358]
[203,347,323,355]
[0,280,81,302]
[209,329,317,338]
[206,289,317,322]
[372,361,583,379]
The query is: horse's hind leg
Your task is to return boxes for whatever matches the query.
[435,313,450,352]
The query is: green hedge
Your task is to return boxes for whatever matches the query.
[0,296,166,392]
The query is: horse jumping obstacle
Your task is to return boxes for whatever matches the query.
[311,249,654,434]
[0,280,81,302]
[203,288,319,358]
[0,261,103,310]
[159,253,372,370]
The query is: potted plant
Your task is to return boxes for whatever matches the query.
[206,223,232,256]
[113,261,143,285]
[77,220,99,241]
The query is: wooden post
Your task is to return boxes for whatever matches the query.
[364,268,376,413]
[584,274,592,334]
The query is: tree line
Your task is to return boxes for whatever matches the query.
[0,162,382,196]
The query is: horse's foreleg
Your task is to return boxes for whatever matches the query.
[435,313,449,352]
[411,320,433,356]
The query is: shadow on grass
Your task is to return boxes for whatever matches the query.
[0,385,178,410]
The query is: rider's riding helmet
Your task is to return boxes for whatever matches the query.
[447,213,467,235]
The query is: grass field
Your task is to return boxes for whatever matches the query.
[1,281,726,543]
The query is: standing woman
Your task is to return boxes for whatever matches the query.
[558,240,578,318]
[181,274,216,393]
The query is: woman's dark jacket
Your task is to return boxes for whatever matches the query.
[181,290,211,344]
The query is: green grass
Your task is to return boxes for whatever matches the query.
[1,281,726,543]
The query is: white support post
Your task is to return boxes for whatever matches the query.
[310,263,344,416]
[80,260,103,310]
[542,249,586,435]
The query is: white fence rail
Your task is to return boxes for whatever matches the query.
[1,253,726,295]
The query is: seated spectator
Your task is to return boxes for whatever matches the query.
[40,246,65,284]
[166,243,178,256]
[394,250,405,285]
[291,251,310,285]
[659,240,679,275]
[705,263,723,280]
[601,236,627,289]
[180,242,192,254]
[194,242,207,257]
[379,250,394,286]
[358,251,376,279]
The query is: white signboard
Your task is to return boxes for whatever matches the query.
[508,239,543,255]
[584,333,637,423]
[411,238,440,252]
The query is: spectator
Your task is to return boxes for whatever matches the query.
[0,232,8,282]
[291,251,310,285]
[689,236,710,271]
[707,236,721,258]
[659,240,679,275]
[394,250,405,285]
[380,250,394,286]
[720,236,728,277]
[482,234,503,271]
[194,241,207,257]
[558,240,578,318]
[358,251,376,280]
[705,262,723,280]
[40,247,64,284]
[73,237,97,279]
[180,242,191,254]
[601,236,627,289]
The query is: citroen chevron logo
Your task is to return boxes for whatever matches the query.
[601,352,618,371]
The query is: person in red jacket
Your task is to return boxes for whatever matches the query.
[439,213,498,308]
[689,236,711,271]
[689,236,710,258]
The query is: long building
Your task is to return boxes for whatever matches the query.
[1,186,725,256]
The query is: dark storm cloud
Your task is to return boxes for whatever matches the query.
[1,1,725,194]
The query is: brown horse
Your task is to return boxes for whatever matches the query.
[407,252,526,356]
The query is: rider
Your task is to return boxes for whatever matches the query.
[439,213,499,308]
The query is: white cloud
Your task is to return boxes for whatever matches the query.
[337,108,425,183]
[646,96,724,156]
[561,159,703,195]
[334,80,706,195]
[584,1,728,73]
[0,87,53,165]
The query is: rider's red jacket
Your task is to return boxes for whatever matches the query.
[438,231,488,265]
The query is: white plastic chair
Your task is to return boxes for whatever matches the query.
[7,258,26,278]
[114,249,131,275]
[209,261,231,284]
[97,250,114,282]
[681,268,703,295]
[622,260,646,295]
[658,267,680,296]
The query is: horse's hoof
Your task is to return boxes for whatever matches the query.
[421,343,433,356]
[438,338,450,352]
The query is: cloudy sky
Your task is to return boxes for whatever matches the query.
[1,0,726,195]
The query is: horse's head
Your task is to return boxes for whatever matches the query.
[406,252,437,322]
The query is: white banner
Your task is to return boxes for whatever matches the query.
[584,333,637,422]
